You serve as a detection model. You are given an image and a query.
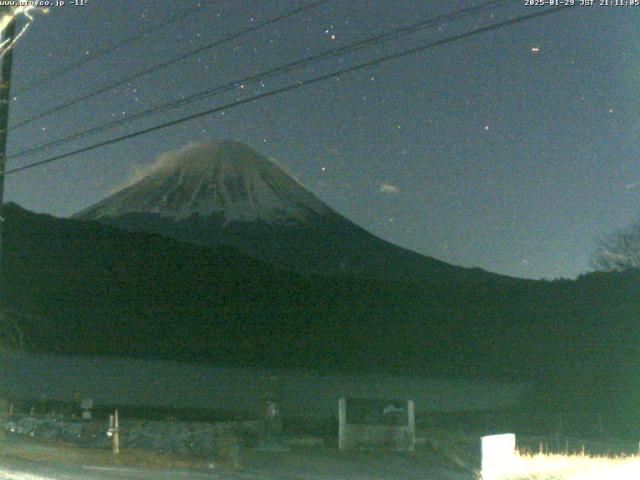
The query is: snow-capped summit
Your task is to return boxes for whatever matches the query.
[75,140,493,282]
[76,140,330,224]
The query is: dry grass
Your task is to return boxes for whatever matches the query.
[483,451,640,480]
[420,429,640,480]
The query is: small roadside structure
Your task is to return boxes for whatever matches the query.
[338,397,415,451]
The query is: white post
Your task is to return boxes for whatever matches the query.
[407,400,415,451]
[338,397,347,451]
[109,410,120,456]
[481,433,516,479]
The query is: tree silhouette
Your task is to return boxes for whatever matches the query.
[592,224,640,271]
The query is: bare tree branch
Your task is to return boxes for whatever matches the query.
[592,224,640,271]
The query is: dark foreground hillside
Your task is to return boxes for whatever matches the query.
[2,203,640,428]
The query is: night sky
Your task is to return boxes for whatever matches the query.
[2,1,637,280]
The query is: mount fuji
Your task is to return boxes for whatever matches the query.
[75,140,494,282]
[77,141,329,224]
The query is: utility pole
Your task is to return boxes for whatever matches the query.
[0,11,16,305]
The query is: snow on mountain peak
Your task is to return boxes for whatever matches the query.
[75,140,330,224]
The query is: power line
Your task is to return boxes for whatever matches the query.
[14,0,220,95]
[7,0,332,132]
[2,5,575,178]
[8,0,512,161]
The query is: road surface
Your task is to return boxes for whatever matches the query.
[0,448,473,479]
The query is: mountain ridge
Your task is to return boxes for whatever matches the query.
[74,140,507,282]
[6,202,640,382]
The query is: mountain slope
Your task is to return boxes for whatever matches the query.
[0,203,545,378]
[74,140,498,282]
[7,203,640,381]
